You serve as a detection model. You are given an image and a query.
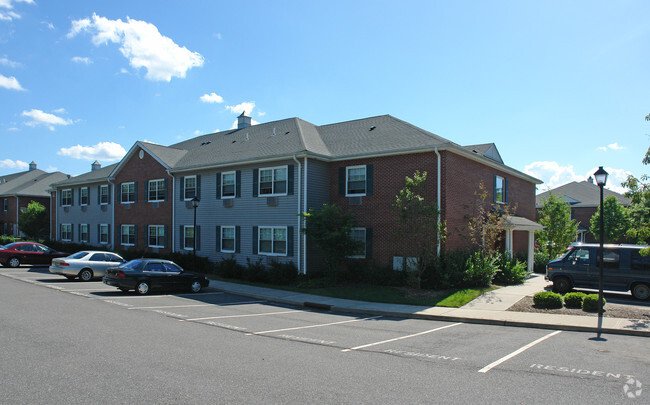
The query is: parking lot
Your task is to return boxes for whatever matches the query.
[1,266,648,403]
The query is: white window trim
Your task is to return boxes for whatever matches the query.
[62,189,73,207]
[345,165,367,197]
[121,224,135,246]
[121,182,135,204]
[221,171,236,199]
[258,226,288,257]
[99,224,109,245]
[347,227,367,259]
[221,225,236,253]
[148,225,165,248]
[258,165,288,197]
[495,175,506,204]
[100,185,110,205]
[80,224,89,243]
[183,225,195,251]
[80,187,89,206]
[183,175,197,201]
[61,223,72,241]
[148,179,166,202]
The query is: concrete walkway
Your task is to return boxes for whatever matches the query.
[208,274,650,337]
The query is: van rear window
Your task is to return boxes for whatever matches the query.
[631,251,650,271]
[597,249,620,269]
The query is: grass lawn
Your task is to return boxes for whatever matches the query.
[208,276,497,307]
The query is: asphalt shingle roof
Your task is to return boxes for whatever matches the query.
[536,181,631,208]
[51,163,118,187]
[0,170,70,197]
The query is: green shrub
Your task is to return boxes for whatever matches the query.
[463,251,499,288]
[582,294,605,312]
[533,291,563,309]
[0,235,16,245]
[421,250,468,290]
[244,258,269,283]
[564,292,586,308]
[268,260,299,285]
[534,250,553,274]
[494,253,529,285]
[215,256,244,278]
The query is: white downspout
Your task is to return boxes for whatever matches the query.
[292,156,302,274]
[303,157,308,274]
[434,147,441,256]
[52,192,56,240]
[167,170,175,253]
[107,179,115,249]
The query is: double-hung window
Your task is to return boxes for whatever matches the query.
[221,226,236,253]
[494,175,506,203]
[259,166,287,196]
[61,224,72,241]
[348,228,367,258]
[99,224,109,244]
[121,182,135,203]
[221,172,236,198]
[183,225,195,250]
[184,176,197,200]
[80,224,89,243]
[100,185,109,205]
[80,187,89,205]
[259,226,287,255]
[148,225,165,248]
[346,166,366,196]
[148,179,166,202]
[121,224,135,246]
[61,189,72,206]
[3,198,7,211]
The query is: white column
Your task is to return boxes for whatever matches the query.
[527,231,535,273]
[505,229,513,256]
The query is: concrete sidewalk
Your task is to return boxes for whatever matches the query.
[208,274,650,337]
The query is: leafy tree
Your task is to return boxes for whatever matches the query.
[465,181,515,256]
[18,201,48,240]
[626,193,650,244]
[392,170,445,288]
[589,195,630,243]
[301,204,361,277]
[535,193,578,259]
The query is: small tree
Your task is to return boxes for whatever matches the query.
[589,195,630,243]
[301,204,361,278]
[622,141,650,250]
[392,170,445,288]
[18,201,48,240]
[535,193,578,259]
[465,181,515,256]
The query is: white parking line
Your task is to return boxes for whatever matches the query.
[341,323,463,352]
[247,316,381,335]
[183,309,301,321]
[128,304,219,310]
[478,330,562,373]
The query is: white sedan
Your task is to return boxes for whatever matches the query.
[49,251,125,281]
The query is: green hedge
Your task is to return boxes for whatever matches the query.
[582,294,605,312]
[533,291,563,309]
[563,292,586,308]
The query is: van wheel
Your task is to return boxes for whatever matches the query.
[552,276,572,294]
[631,283,650,300]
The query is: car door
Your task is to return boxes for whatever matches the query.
[162,262,184,290]
[16,244,37,264]
[600,248,626,291]
[562,247,594,287]
[143,262,167,290]
[88,253,111,277]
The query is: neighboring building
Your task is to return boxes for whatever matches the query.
[53,114,542,272]
[536,179,631,243]
[0,162,69,237]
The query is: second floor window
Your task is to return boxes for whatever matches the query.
[346,166,366,196]
[121,182,135,203]
[61,189,72,206]
[80,187,89,205]
[3,198,7,211]
[222,172,236,198]
[494,175,506,203]
[148,179,166,202]
[184,176,197,200]
[259,166,287,196]
[100,185,109,204]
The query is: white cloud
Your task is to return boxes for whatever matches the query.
[0,158,28,169]
[0,73,24,90]
[0,0,34,21]
[525,161,584,192]
[68,13,204,82]
[596,167,633,194]
[57,141,126,162]
[41,21,54,30]
[21,109,73,130]
[597,142,625,152]
[225,101,255,115]
[52,108,66,114]
[199,92,223,103]
[71,56,92,65]
[0,57,20,68]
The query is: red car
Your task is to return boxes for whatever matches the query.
[0,242,69,268]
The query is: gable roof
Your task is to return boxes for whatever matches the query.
[536,181,631,208]
[51,163,118,188]
[0,170,70,197]
[463,143,504,164]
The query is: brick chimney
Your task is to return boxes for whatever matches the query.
[237,111,251,129]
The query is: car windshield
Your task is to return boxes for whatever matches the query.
[3,242,19,249]
[120,260,145,270]
[68,251,89,259]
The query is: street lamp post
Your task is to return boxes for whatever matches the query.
[191,196,200,271]
[593,166,608,338]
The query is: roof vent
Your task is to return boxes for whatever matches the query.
[91,160,101,171]
[237,111,252,129]
[369,126,376,131]
[29,161,37,171]
[200,141,212,146]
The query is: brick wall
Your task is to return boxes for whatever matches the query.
[114,147,173,253]
[572,206,597,243]
[0,196,52,237]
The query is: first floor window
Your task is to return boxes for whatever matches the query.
[80,224,89,243]
[183,226,195,250]
[346,166,366,196]
[148,179,166,202]
[100,185,109,204]
[61,224,72,241]
[80,187,89,205]
[61,189,72,206]
[259,227,287,255]
[99,224,109,244]
[348,228,367,258]
[221,226,235,253]
[149,225,165,248]
[121,225,135,246]
[121,182,135,203]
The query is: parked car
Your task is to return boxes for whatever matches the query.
[49,251,126,281]
[546,243,650,300]
[103,259,209,295]
[0,242,69,268]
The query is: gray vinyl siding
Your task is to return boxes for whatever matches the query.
[55,182,112,247]
[174,160,301,269]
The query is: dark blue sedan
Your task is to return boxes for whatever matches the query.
[103,259,209,295]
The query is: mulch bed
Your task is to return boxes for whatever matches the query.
[507,296,650,320]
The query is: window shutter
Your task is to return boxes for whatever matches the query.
[288,165,294,195]
[97,186,101,204]
[59,190,62,206]
[117,184,122,203]
[196,226,201,251]
[236,171,241,198]
[70,189,74,206]
[78,188,81,205]
[216,173,221,199]
[235,226,241,253]
[180,177,185,201]
[287,226,294,257]
[78,224,81,242]
[180,225,185,249]
[107,185,111,204]
[216,226,221,251]
[339,167,346,196]
[252,226,258,254]
[97,224,100,243]
[253,169,258,197]
[163,178,168,201]
[107,224,111,243]
[505,178,509,203]
[71,224,74,241]
[163,225,168,248]
[134,182,138,203]
[144,181,149,202]
[196,175,201,199]
[365,228,373,259]
[366,164,374,196]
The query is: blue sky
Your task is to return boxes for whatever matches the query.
[1,0,648,194]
